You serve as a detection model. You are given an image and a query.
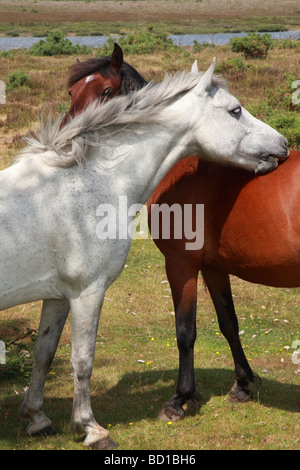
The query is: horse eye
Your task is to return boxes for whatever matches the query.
[102,88,113,97]
[230,106,241,116]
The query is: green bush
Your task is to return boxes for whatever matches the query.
[268,112,300,149]
[6,70,29,90]
[192,40,215,53]
[230,33,273,59]
[277,38,299,49]
[98,30,186,56]
[216,57,249,75]
[28,29,91,56]
[247,73,300,148]
[266,73,299,112]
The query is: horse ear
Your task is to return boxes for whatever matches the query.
[191,60,198,73]
[111,43,123,72]
[194,57,216,94]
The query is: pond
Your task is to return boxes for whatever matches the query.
[0,30,299,51]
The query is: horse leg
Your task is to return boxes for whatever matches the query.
[69,284,117,449]
[20,298,70,436]
[201,268,255,401]
[159,259,200,421]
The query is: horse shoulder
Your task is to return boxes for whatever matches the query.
[148,156,199,206]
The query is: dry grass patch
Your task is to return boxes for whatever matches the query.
[0,0,299,35]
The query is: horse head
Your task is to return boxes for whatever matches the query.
[61,44,147,126]
[186,59,288,175]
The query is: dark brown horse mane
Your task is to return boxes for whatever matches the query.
[68,57,148,93]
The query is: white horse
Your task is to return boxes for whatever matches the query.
[0,60,288,448]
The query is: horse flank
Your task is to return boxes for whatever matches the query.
[17,71,226,168]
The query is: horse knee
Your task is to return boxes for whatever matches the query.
[218,318,238,341]
[177,325,196,352]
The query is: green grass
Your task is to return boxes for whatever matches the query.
[0,238,299,450]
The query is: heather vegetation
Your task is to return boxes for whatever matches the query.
[0,0,299,36]
[1,29,299,153]
[98,30,188,56]
[28,30,92,56]
[230,32,273,59]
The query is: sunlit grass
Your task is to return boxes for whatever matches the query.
[0,238,299,450]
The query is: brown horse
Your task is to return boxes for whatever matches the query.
[61,43,147,126]
[62,54,296,421]
[148,150,300,420]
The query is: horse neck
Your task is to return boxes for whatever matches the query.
[91,121,192,205]
[144,108,198,200]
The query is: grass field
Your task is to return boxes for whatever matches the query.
[0,0,300,36]
[0,13,299,451]
[0,238,299,450]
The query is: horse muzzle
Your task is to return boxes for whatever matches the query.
[255,149,289,175]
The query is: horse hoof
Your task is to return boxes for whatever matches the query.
[229,385,252,403]
[191,390,201,405]
[158,404,185,422]
[87,436,119,450]
[28,424,58,437]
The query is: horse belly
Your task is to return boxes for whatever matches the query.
[0,173,63,310]
[0,230,63,310]
[0,274,64,311]
[214,235,300,288]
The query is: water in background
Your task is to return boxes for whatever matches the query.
[170,30,300,46]
[0,30,299,51]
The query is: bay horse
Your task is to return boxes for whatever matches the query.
[148,150,300,421]
[146,64,298,422]
[60,43,147,127]
[1,61,288,448]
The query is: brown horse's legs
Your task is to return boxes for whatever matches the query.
[201,268,255,401]
[159,259,200,421]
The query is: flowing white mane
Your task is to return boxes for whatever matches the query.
[18,70,225,168]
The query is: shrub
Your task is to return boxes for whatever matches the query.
[6,70,29,90]
[268,112,300,149]
[192,40,215,53]
[277,38,298,49]
[230,33,273,59]
[247,74,300,149]
[28,29,91,56]
[98,30,186,56]
[266,73,299,112]
[216,57,249,75]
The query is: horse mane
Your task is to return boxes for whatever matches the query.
[19,70,226,168]
[68,57,147,92]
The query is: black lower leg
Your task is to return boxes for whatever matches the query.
[202,269,255,400]
[160,302,200,420]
